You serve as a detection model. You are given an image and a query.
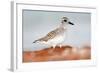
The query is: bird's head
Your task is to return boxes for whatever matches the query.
[61,17,74,25]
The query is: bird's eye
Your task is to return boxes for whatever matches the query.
[64,20,67,22]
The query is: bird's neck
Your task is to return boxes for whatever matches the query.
[59,23,67,30]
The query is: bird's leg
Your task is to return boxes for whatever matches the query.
[52,45,56,48]
[52,45,56,52]
[58,43,62,48]
[48,45,56,54]
[59,44,62,48]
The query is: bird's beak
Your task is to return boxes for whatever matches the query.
[68,21,74,25]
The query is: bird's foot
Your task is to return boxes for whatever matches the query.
[52,45,56,48]
[59,44,62,48]
[48,46,56,54]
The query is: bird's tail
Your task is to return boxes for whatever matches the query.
[32,40,38,43]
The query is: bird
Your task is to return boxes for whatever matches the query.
[33,17,74,53]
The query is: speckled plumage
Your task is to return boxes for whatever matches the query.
[34,27,65,42]
[33,17,74,49]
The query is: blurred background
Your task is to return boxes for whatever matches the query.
[23,10,91,51]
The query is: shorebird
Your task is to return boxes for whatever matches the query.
[33,17,74,52]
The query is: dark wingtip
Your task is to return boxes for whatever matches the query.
[32,42,35,43]
[32,40,37,43]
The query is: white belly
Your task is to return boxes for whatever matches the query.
[47,34,65,45]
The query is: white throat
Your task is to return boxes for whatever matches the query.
[59,23,67,29]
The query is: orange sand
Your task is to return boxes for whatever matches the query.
[23,45,91,62]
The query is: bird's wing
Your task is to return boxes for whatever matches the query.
[36,28,60,42]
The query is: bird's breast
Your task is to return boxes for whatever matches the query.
[47,34,65,44]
